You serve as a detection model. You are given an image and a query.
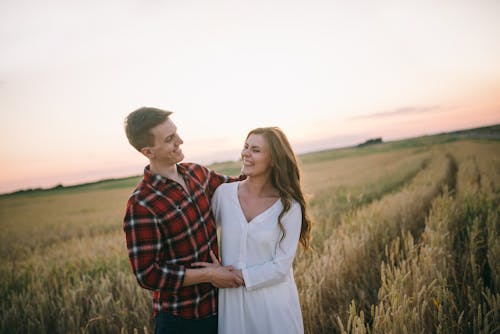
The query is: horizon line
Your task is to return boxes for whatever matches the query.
[1,122,499,196]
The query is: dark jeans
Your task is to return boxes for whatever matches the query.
[154,313,217,334]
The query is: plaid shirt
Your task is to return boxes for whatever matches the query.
[124,163,232,319]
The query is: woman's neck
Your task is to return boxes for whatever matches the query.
[241,176,278,198]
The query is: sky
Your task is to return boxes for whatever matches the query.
[0,0,499,194]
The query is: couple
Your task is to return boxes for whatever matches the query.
[123,107,311,334]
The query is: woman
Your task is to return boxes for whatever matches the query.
[195,127,311,334]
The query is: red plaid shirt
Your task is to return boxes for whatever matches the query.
[124,163,232,319]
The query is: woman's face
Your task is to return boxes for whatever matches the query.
[241,134,273,177]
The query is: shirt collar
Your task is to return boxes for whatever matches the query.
[143,164,187,188]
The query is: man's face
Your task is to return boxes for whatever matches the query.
[146,118,184,165]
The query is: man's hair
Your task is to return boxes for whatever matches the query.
[124,107,173,151]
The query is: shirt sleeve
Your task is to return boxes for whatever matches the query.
[123,198,185,293]
[205,166,242,198]
[242,201,302,291]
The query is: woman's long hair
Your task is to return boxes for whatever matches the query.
[246,127,311,250]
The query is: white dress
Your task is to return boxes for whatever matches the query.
[211,182,304,334]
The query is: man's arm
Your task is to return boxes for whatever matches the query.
[124,199,243,291]
[189,250,244,288]
[124,200,187,293]
[204,166,244,198]
[183,266,243,288]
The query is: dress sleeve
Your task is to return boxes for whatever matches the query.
[123,199,186,293]
[242,201,302,291]
[211,186,222,227]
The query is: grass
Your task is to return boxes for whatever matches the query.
[0,132,499,333]
[297,150,455,333]
[342,140,500,334]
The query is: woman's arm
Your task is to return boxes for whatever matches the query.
[242,202,302,291]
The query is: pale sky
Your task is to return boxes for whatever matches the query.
[1,0,499,193]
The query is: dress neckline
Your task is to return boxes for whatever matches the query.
[234,182,281,224]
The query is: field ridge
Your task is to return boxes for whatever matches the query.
[0,138,498,333]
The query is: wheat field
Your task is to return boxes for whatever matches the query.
[0,135,499,333]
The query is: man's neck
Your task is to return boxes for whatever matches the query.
[149,161,179,180]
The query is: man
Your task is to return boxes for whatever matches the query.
[123,107,242,333]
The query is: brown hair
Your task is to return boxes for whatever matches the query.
[124,107,173,151]
[246,127,312,250]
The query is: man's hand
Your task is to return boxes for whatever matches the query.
[209,266,244,288]
[229,269,244,285]
[192,250,244,288]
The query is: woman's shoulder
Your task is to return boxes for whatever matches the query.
[214,181,238,196]
[287,198,302,215]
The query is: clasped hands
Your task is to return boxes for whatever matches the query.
[192,250,244,288]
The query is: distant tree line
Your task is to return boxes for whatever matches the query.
[357,137,383,147]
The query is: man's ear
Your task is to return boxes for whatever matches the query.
[140,147,154,159]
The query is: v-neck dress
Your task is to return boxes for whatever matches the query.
[211,182,304,334]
